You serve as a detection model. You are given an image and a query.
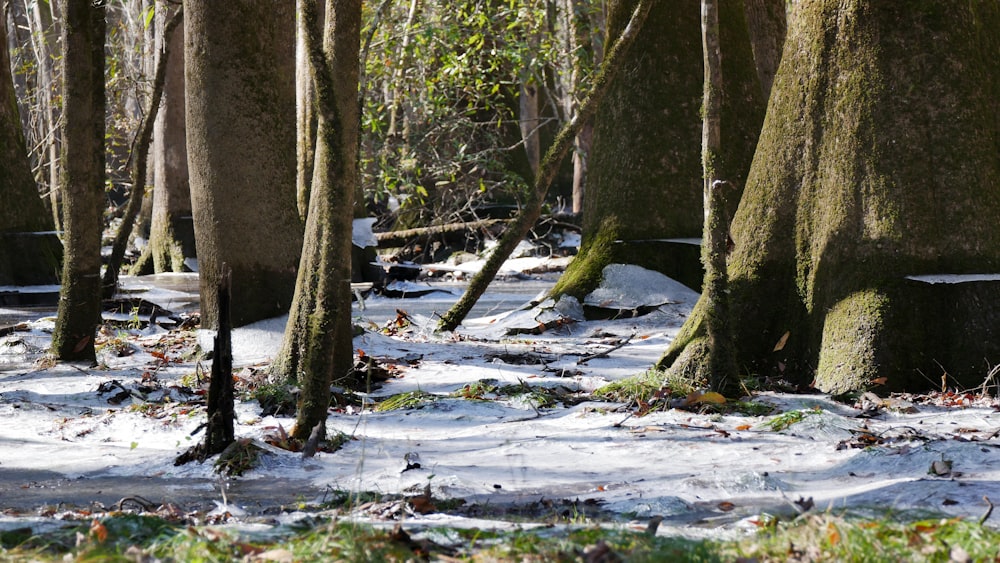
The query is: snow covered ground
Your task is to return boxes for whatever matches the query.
[2,257,1000,539]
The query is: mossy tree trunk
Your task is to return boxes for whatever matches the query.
[549,0,763,303]
[51,0,105,361]
[145,2,195,274]
[661,0,1000,394]
[0,14,62,286]
[271,0,361,441]
[185,2,303,328]
[101,6,183,299]
[436,0,653,332]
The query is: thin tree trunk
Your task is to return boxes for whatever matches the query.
[101,7,183,299]
[436,0,652,332]
[51,0,106,361]
[23,0,61,229]
[273,0,361,442]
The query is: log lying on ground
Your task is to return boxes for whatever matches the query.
[374,218,509,249]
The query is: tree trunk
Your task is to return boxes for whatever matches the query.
[22,0,62,230]
[549,0,763,303]
[0,13,62,286]
[436,0,653,332]
[662,0,1000,394]
[51,0,105,361]
[101,6,183,298]
[146,1,194,274]
[185,1,303,328]
[272,0,361,442]
[742,0,785,101]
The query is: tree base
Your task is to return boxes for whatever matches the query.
[0,232,62,285]
[814,277,1000,394]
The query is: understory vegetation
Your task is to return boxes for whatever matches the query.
[2,510,998,562]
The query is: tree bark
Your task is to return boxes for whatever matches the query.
[0,13,61,286]
[699,0,738,393]
[146,1,194,274]
[662,0,1000,393]
[185,1,303,328]
[436,0,653,332]
[102,7,183,298]
[271,0,362,441]
[51,0,106,361]
[742,0,785,101]
[549,0,763,303]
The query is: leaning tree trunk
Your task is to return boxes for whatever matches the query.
[51,0,106,361]
[144,1,195,274]
[662,0,1000,394]
[271,0,361,442]
[549,0,763,302]
[0,14,62,286]
[436,0,653,332]
[185,1,303,328]
[101,7,183,298]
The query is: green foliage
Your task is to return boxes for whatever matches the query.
[6,510,1000,561]
[374,390,437,411]
[765,407,820,432]
[360,0,601,227]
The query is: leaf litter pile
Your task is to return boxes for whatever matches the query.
[2,262,1000,551]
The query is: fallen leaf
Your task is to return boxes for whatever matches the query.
[89,519,108,543]
[717,501,735,512]
[735,424,752,431]
[773,331,790,352]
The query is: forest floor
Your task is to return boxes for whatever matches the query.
[2,254,1000,550]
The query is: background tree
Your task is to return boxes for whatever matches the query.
[184,1,303,328]
[549,0,764,301]
[662,0,1000,393]
[271,0,362,442]
[9,0,63,229]
[143,1,194,274]
[742,0,785,101]
[51,0,106,361]
[0,12,62,286]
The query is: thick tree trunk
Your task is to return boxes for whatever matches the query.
[549,0,763,303]
[272,0,361,441]
[185,2,303,328]
[51,0,106,361]
[146,2,194,274]
[663,0,1000,393]
[0,14,61,286]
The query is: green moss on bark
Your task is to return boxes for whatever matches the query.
[666,0,1000,393]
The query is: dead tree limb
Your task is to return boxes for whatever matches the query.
[375,218,509,248]
[174,265,234,465]
[436,0,653,332]
[102,6,183,299]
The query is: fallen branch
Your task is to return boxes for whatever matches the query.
[375,218,508,248]
[577,333,635,365]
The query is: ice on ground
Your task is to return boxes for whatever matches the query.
[584,264,699,309]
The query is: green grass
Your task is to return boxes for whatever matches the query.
[4,510,997,562]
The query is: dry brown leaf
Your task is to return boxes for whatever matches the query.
[773,331,790,352]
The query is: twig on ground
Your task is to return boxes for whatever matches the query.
[577,333,635,365]
[981,496,994,525]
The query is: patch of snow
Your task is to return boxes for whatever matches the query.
[584,264,699,309]
[905,274,1000,284]
[352,217,378,248]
